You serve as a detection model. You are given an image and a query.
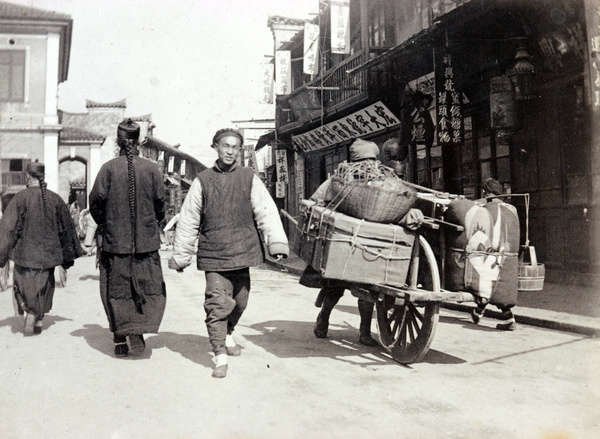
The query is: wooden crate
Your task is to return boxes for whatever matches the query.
[296,201,415,287]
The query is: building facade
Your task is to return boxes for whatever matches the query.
[263,0,599,285]
[0,1,72,202]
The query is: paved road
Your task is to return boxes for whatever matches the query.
[0,252,598,439]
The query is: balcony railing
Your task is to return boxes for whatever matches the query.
[277,51,368,130]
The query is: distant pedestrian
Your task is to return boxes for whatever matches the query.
[0,161,83,335]
[168,128,289,378]
[163,212,180,249]
[89,119,167,357]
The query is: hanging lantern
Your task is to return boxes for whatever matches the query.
[508,45,535,100]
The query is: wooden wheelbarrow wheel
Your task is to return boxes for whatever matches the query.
[376,235,440,364]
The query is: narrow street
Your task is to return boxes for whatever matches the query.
[0,252,598,439]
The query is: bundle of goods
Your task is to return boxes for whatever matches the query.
[295,200,415,288]
[444,198,520,306]
[329,160,417,223]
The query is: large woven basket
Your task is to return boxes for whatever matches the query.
[329,177,417,223]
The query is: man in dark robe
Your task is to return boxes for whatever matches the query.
[0,162,83,335]
[89,119,166,357]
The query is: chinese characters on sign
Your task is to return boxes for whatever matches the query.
[275,149,288,198]
[260,62,274,104]
[436,49,463,145]
[275,51,291,96]
[292,101,399,152]
[304,22,319,75]
[180,159,186,176]
[330,0,350,55]
[167,156,174,173]
[295,153,305,202]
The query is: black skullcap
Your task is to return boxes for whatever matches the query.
[26,161,45,178]
[117,118,140,140]
[482,178,503,196]
[212,128,244,146]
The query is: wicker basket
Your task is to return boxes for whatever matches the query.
[329,177,417,223]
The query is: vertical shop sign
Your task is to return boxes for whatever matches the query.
[490,76,517,132]
[167,155,174,173]
[260,62,274,104]
[244,144,260,175]
[275,50,291,95]
[331,0,350,54]
[295,153,305,202]
[436,48,463,145]
[275,149,288,198]
[180,159,186,176]
[585,0,600,110]
[304,22,320,75]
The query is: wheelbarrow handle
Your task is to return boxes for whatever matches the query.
[280,209,298,226]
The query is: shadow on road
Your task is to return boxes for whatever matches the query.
[0,314,71,334]
[146,332,214,369]
[79,275,100,281]
[247,319,401,368]
[69,325,214,367]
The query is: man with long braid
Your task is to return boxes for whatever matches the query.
[168,128,289,378]
[0,162,83,335]
[89,119,167,357]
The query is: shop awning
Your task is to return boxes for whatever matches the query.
[256,130,276,151]
[164,176,180,186]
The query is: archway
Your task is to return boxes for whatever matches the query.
[58,157,87,208]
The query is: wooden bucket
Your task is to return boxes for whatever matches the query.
[518,246,545,291]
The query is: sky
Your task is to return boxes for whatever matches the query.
[9,0,318,163]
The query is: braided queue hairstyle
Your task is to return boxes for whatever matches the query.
[117,119,141,253]
[27,162,49,224]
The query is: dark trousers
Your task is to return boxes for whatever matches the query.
[204,268,250,356]
[13,265,55,318]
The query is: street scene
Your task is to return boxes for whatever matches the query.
[0,252,599,439]
[2,0,600,438]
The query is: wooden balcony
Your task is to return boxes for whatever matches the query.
[276,51,369,132]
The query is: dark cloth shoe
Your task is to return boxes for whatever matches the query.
[129,334,146,354]
[471,309,483,324]
[23,313,36,336]
[114,342,129,357]
[33,318,43,335]
[359,332,378,347]
[496,321,517,331]
[226,344,241,356]
[314,313,329,338]
[212,364,228,378]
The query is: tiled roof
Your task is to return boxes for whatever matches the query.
[86,98,127,109]
[130,114,153,122]
[60,126,105,143]
[0,1,71,21]
[267,15,306,27]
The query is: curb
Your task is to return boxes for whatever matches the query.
[441,302,600,337]
[265,260,600,337]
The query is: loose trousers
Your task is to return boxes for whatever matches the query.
[204,268,250,355]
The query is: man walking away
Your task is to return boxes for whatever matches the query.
[0,162,83,335]
[89,119,167,357]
